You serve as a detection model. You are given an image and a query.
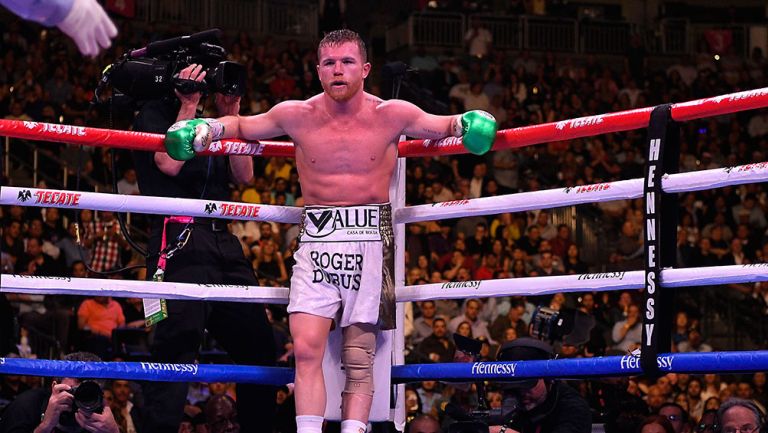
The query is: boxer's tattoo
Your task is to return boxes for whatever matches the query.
[421,128,444,137]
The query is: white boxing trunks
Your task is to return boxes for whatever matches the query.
[288,204,396,330]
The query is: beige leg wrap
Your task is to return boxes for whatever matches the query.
[342,324,376,396]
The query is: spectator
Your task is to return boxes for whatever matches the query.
[415,317,455,363]
[658,402,688,433]
[84,211,129,273]
[412,300,439,345]
[116,169,140,195]
[716,399,765,433]
[448,299,494,343]
[639,415,676,433]
[677,329,713,353]
[464,20,492,59]
[612,304,642,353]
[204,394,239,433]
[407,414,440,433]
[110,379,142,433]
[77,296,125,356]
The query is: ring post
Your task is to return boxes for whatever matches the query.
[641,104,679,374]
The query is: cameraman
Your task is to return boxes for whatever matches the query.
[131,64,275,433]
[490,338,591,433]
[0,352,120,433]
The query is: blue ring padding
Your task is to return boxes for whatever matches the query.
[0,358,294,385]
[390,351,768,383]
[2,351,768,384]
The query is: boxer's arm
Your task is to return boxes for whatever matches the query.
[217,101,301,141]
[382,100,457,139]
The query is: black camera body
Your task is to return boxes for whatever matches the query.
[58,380,104,428]
[98,29,247,105]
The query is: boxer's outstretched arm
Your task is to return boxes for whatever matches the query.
[380,100,458,139]
[217,101,303,141]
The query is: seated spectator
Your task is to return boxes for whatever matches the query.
[563,244,588,274]
[407,414,440,433]
[717,398,765,433]
[109,379,142,433]
[412,300,440,345]
[612,304,642,353]
[15,237,63,276]
[253,239,288,286]
[677,329,713,353]
[205,394,239,433]
[56,223,91,268]
[448,299,494,343]
[639,415,675,433]
[116,168,140,195]
[489,299,528,343]
[657,402,688,433]
[416,381,442,417]
[415,318,455,363]
[78,297,125,339]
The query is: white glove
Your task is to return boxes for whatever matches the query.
[57,0,118,57]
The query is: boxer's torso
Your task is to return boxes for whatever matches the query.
[282,93,401,206]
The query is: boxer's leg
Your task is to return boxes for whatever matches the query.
[290,312,333,432]
[341,322,377,430]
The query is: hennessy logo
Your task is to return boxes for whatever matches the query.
[204,202,218,214]
[17,189,32,202]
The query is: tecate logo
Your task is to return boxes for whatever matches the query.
[555,115,604,130]
[33,190,82,207]
[218,203,260,218]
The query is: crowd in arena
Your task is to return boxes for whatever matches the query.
[2,3,768,432]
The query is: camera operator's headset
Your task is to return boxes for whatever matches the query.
[496,338,557,389]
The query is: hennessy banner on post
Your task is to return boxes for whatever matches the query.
[642,105,678,374]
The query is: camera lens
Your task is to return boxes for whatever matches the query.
[73,381,103,413]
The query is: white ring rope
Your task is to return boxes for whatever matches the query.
[397,162,768,223]
[0,187,302,224]
[3,264,766,303]
[0,275,289,303]
[3,161,767,227]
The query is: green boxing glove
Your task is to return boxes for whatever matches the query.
[164,118,224,161]
[458,110,498,155]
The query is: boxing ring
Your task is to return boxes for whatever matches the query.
[3,87,768,429]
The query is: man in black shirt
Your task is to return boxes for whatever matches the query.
[132,65,275,433]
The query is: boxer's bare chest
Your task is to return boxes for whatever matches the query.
[286,100,400,177]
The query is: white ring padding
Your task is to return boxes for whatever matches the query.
[0,187,302,224]
[396,162,768,223]
[396,264,768,302]
[3,264,766,303]
[0,275,289,304]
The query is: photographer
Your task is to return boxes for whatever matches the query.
[490,338,591,433]
[0,352,120,433]
[131,63,275,432]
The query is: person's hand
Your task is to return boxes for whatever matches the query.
[75,405,120,433]
[215,93,241,116]
[56,0,118,57]
[175,64,207,108]
[39,382,75,430]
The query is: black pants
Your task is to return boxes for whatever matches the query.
[142,223,276,433]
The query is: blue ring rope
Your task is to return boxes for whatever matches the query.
[2,351,767,384]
